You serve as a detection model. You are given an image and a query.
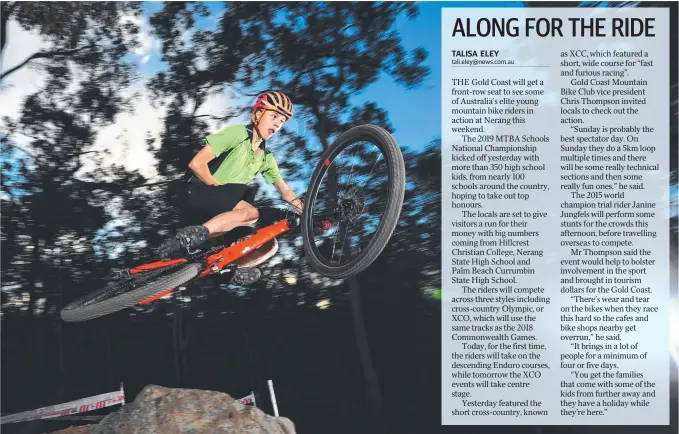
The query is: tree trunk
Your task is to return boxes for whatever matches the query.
[28,231,40,314]
[173,303,183,386]
[56,265,66,401]
[0,2,16,57]
[349,274,386,432]
[180,312,190,385]
[104,317,114,388]
[242,323,266,413]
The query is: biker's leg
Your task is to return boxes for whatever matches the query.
[202,201,266,285]
[204,201,259,237]
[155,224,211,259]
[156,185,257,259]
[165,201,258,254]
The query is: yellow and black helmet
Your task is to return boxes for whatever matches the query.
[252,90,294,122]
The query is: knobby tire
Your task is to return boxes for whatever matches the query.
[60,263,202,322]
[301,124,405,278]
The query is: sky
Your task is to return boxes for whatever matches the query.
[0,1,536,260]
[134,2,527,154]
[0,1,674,206]
[350,1,525,149]
[0,2,527,191]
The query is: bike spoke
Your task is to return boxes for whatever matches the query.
[338,144,379,198]
[302,125,404,278]
[356,148,382,195]
[343,146,359,189]
[329,219,341,262]
[311,139,390,267]
[337,221,350,264]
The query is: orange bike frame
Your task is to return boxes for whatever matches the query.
[129,219,293,278]
[199,218,292,277]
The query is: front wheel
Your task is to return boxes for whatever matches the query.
[301,124,405,279]
[61,263,202,322]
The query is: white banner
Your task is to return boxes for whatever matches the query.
[238,393,256,406]
[1,389,125,424]
[2,388,255,425]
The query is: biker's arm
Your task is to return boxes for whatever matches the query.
[274,179,303,214]
[188,143,220,186]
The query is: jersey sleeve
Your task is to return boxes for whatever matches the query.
[261,153,283,184]
[205,125,242,157]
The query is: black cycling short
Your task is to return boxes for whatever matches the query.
[186,182,255,225]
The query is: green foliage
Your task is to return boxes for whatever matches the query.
[0,1,441,319]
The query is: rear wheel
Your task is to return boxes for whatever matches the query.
[301,124,405,278]
[61,263,202,322]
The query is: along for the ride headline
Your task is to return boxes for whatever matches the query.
[450,17,656,38]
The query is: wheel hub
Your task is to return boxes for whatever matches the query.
[337,186,365,224]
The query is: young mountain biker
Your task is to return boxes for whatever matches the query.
[154,91,304,285]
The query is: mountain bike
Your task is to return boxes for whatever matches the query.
[60,124,405,322]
